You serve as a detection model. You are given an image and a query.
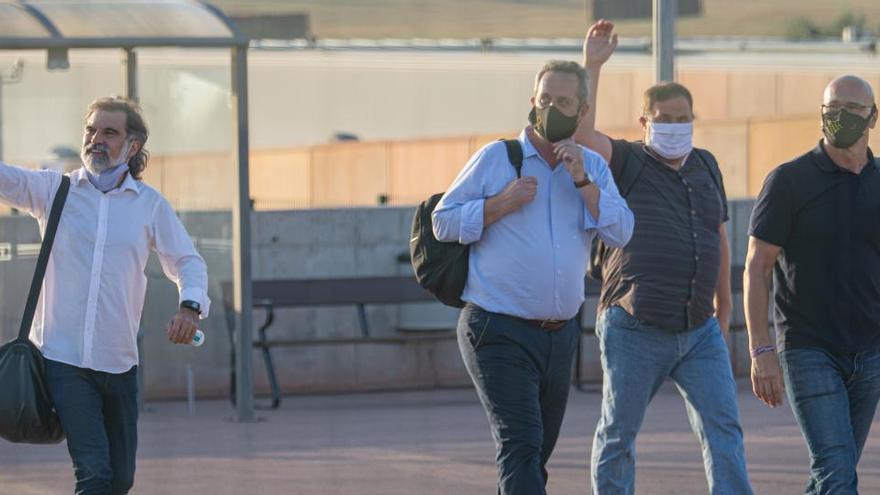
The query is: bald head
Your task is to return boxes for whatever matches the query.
[824,75,875,108]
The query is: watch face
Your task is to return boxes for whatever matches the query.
[182,301,200,313]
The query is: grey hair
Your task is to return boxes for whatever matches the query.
[84,96,150,180]
[533,60,589,108]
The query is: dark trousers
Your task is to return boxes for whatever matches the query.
[457,304,579,495]
[46,359,139,495]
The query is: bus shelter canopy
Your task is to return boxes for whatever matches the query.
[0,0,246,49]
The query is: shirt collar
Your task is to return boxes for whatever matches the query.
[811,140,877,174]
[72,165,141,194]
[521,126,560,166]
[518,128,540,159]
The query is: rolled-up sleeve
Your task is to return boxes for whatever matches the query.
[432,147,489,245]
[151,198,211,318]
[582,152,634,248]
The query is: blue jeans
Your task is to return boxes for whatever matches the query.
[46,359,139,495]
[780,347,880,495]
[457,304,579,495]
[591,306,752,495]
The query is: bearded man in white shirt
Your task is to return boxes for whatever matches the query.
[0,97,210,494]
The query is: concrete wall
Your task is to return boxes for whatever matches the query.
[9,113,870,216]
[3,48,879,179]
[0,200,758,400]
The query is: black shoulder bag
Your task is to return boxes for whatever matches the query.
[410,139,523,307]
[0,175,70,444]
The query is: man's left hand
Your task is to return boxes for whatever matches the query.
[167,308,199,344]
[554,139,585,182]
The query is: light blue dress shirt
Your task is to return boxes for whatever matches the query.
[432,129,634,320]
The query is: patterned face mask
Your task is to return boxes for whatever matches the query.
[822,106,876,149]
[529,105,579,143]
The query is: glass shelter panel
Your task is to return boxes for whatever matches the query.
[0,47,235,401]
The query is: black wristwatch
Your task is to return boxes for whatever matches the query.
[180,300,201,315]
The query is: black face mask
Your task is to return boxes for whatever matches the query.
[822,105,876,149]
[529,105,579,143]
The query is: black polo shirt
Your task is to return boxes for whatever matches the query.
[749,141,880,354]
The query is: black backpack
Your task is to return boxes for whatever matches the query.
[588,144,723,280]
[410,139,523,307]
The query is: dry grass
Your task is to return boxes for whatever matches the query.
[212,0,880,39]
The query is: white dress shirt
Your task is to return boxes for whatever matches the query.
[0,164,210,373]
[432,130,634,320]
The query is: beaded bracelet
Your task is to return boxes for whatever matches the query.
[750,345,777,358]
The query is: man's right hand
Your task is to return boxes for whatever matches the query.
[583,19,618,68]
[751,351,785,408]
[501,176,537,210]
[483,176,537,228]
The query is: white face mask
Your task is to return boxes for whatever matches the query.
[646,122,693,160]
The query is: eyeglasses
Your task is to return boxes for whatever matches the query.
[536,94,578,113]
[822,102,875,113]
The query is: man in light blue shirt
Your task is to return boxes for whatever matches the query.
[433,60,633,495]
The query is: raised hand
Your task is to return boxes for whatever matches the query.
[583,19,618,68]
[554,139,586,182]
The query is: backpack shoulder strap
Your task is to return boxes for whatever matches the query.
[615,141,646,198]
[500,138,524,178]
[693,148,723,192]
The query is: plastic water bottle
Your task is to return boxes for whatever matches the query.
[190,329,205,347]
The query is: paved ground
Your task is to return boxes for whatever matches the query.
[1,379,878,495]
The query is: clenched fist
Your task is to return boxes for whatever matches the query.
[501,176,538,209]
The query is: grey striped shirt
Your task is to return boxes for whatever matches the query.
[599,139,728,331]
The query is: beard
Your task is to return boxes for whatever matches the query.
[81,142,129,175]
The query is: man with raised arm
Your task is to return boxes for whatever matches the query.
[0,97,209,494]
[575,20,752,495]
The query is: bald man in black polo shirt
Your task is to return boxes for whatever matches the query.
[746,75,880,494]
[577,21,752,494]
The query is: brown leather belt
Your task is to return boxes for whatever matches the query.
[523,318,569,332]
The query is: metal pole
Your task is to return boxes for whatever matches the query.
[653,0,676,83]
[231,46,254,422]
[0,81,4,163]
[122,48,138,102]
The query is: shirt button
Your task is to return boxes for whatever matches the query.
[690,210,696,216]
[692,233,698,239]
[688,187,693,193]
[694,255,700,261]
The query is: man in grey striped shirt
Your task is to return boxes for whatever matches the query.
[575,20,752,494]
